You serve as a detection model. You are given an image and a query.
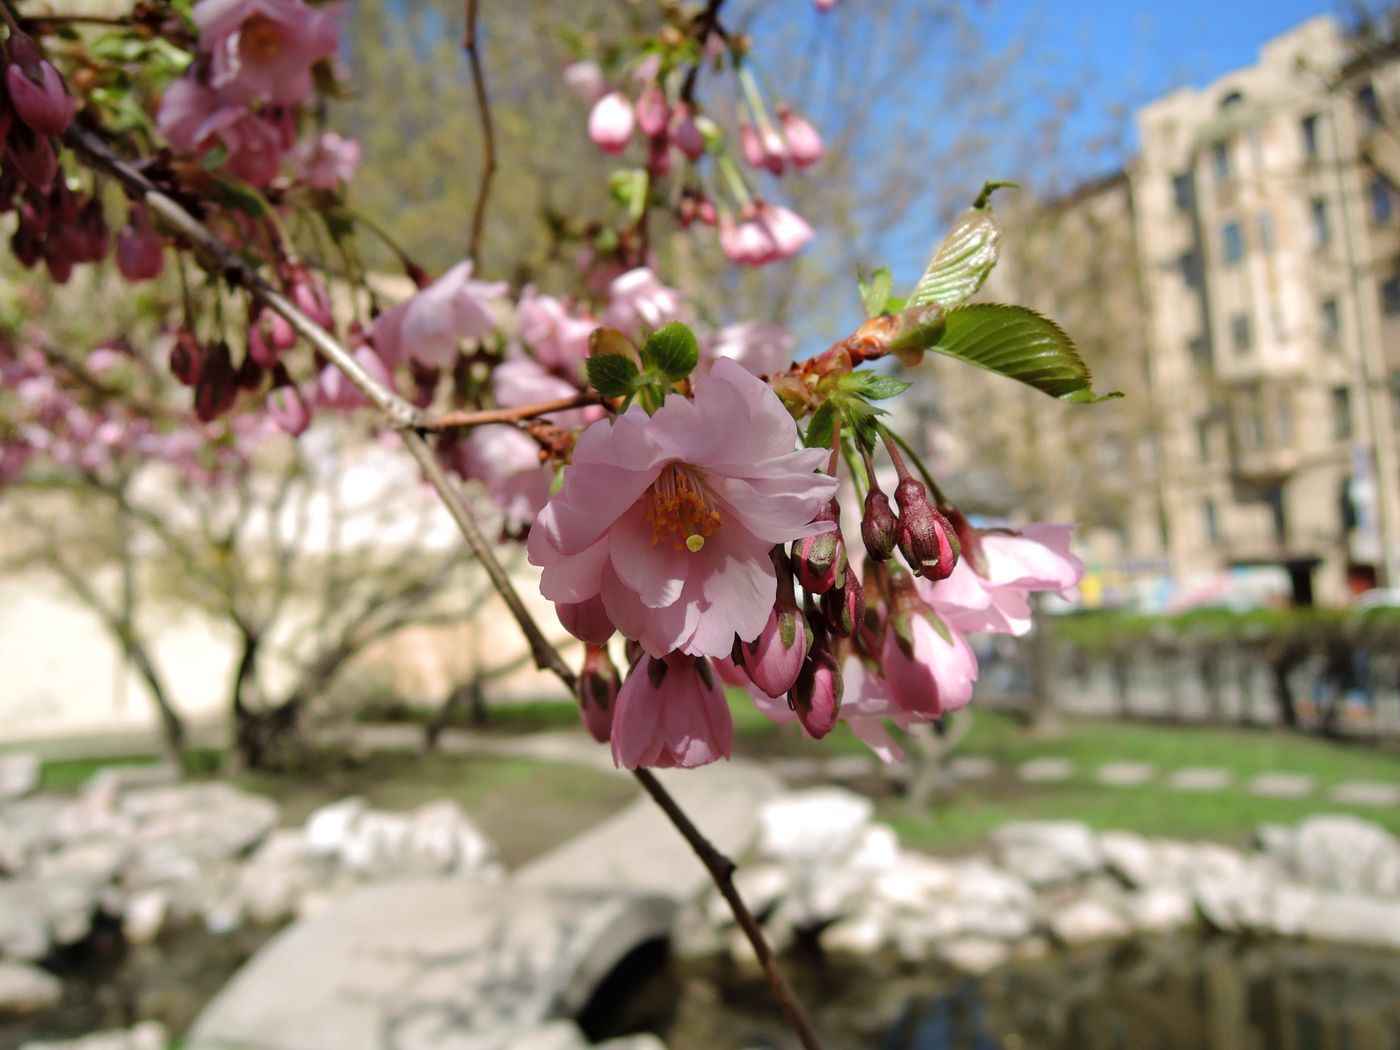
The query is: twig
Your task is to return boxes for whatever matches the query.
[680,0,726,104]
[462,0,497,270]
[64,119,824,1050]
[419,392,601,431]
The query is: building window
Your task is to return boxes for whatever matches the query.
[1197,420,1211,462]
[1189,335,1213,371]
[1172,172,1193,211]
[1383,274,1400,316]
[1320,297,1340,340]
[1311,198,1330,247]
[1258,211,1275,253]
[1180,250,1201,289]
[1231,313,1252,354]
[1301,113,1320,159]
[1249,392,1266,448]
[1222,221,1244,264]
[1332,386,1354,442]
[1212,141,1230,184]
[1265,487,1287,544]
[1277,392,1293,446]
[1390,373,1400,424]
[1357,85,1381,130]
[1370,178,1394,224]
[1203,500,1219,543]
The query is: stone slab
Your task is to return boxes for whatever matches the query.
[1017,758,1075,783]
[1094,762,1157,787]
[1329,781,1400,807]
[1247,773,1316,799]
[948,756,997,781]
[1167,767,1234,792]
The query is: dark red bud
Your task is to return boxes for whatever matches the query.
[794,498,846,595]
[169,328,204,387]
[821,563,865,638]
[788,645,842,740]
[194,341,237,422]
[861,488,898,562]
[894,477,959,580]
[575,644,619,744]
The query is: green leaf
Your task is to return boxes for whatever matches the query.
[804,401,837,449]
[640,322,700,380]
[931,303,1123,402]
[909,206,1002,311]
[839,398,887,451]
[585,353,640,398]
[857,266,894,318]
[839,371,912,402]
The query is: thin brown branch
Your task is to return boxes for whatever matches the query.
[63,123,823,1049]
[462,0,497,269]
[419,392,601,431]
[680,0,727,104]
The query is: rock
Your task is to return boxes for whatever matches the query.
[726,920,794,972]
[1016,758,1075,783]
[1247,773,1315,799]
[1125,886,1196,933]
[35,839,129,887]
[874,855,957,910]
[948,756,996,781]
[0,796,68,875]
[0,887,50,960]
[598,1035,669,1050]
[929,861,1037,942]
[1328,781,1400,808]
[238,830,326,926]
[81,763,179,803]
[303,797,367,857]
[0,753,41,801]
[1094,761,1156,787]
[0,877,98,958]
[820,912,889,956]
[334,800,499,880]
[1279,815,1400,896]
[1050,897,1131,944]
[511,1021,590,1050]
[1299,891,1400,951]
[992,821,1101,886]
[936,936,1011,975]
[0,960,62,1016]
[1166,767,1233,791]
[851,824,901,872]
[122,889,171,945]
[705,864,790,926]
[20,1021,167,1050]
[123,783,278,862]
[758,788,873,863]
[1098,831,1155,887]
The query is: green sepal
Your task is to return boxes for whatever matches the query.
[804,401,837,449]
[585,353,640,398]
[640,322,700,380]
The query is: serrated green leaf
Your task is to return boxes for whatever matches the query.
[839,398,887,451]
[804,401,837,449]
[840,371,912,402]
[857,266,894,318]
[931,303,1121,402]
[909,206,1002,310]
[585,353,640,398]
[640,322,699,380]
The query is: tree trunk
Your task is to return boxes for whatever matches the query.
[1021,593,1054,728]
[121,628,187,764]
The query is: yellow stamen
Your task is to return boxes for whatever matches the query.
[242,16,283,61]
[645,462,722,552]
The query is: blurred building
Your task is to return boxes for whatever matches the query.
[936,15,1400,609]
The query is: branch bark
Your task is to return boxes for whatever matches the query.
[462,0,497,270]
[64,123,824,1050]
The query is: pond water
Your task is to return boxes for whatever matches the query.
[589,935,1400,1050]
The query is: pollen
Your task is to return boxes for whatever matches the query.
[645,462,722,552]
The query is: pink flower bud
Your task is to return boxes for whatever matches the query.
[576,644,619,744]
[169,328,204,387]
[779,107,824,168]
[894,477,959,580]
[266,379,312,436]
[557,594,615,646]
[588,92,635,154]
[760,125,788,175]
[739,605,808,699]
[269,310,297,351]
[821,564,865,638]
[794,499,845,594]
[247,318,280,368]
[739,121,766,169]
[116,206,165,282]
[5,34,75,137]
[789,644,842,739]
[562,60,606,104]
[75,197,110,262]
[669,103,705,160]
[5,125,57,191]
[718,215,778,267]
[754,202,813,258]
[861,487,898,561]
[635,84,669,138]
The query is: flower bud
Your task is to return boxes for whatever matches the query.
[669,102,705,160]
[788,644,842,740]
[116,206,165,282]
[75,197,110,262]
[635,84,669,138]
[861,487,898,562]
[779,106,823,168]
[169,328,204,387]
[5,33,76,137]
[194,341,237,422]
[557,594,615,646]
[740,605,808,699]
[576,643,619,744]
[894,477,959,580]
[821,563,864,638]
[794,498,845,594]
[588,91,635,154]
[247,318,280,369]
[266,376,312,437]
[6,124,58,191]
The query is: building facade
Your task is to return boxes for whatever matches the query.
[937,15,1400,609]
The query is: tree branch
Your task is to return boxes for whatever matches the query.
[462,0,497,270]
[419,392,601,431]
[63,124,824,1050]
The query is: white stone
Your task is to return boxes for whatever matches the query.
[80,763,179,803]
[1094,761,1156,787]
[123,783,278,862]
[122,889,171,945]
[0,753,40,801]
[1284,815,1400,896]
[1050,897,1131,944]
[1017,758,1075,783]
[1098,831,1156,887]
[0,960,62,1015]
[874,855,957,910]
[511,1021,590,1050]
[1299,890,1400,951]
[1125,886,1196,932]
[936,936,1011,975]
[1328,781,1400,808]
[1247,773,1316,798]
[820,912,889,955]
[332,800,499,880]
[0,877,98,957]
[21,1021,167,1050]
[758,788,873,863]
[1166,767,1233,791]
[992,821,1102,886]
[35,839,129,887]
[598,1035,670,1050]
[850,824,901,872]
[0,796,68,874]
[948,756,996,781]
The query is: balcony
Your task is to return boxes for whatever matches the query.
[1229,444,1301,486]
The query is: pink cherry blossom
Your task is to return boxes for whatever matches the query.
[557,595,615,647]
[316,343,394,409]
[5,34,76,137]
[600,267,686,337]
[880,605,978,717]
[516,288,595,378]
[718,215,779,267]
[291,131,361,189]
[115,206,165,282]
[669,103,705,160]
[156,79,291,187]
[703,321,794,377]
[528,358,838,658]
[754,202,814,258]
[371,261,506,368]
[455,424,553,533]
[779,107,824,168]
[588,92,635,154]
[635,85,669,138]
[266,382,311,435]
[562,60,606,104]
[739,606,807,699]
[194,0,340,105]
[921,523,1083,636]
[611,654,734,769]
